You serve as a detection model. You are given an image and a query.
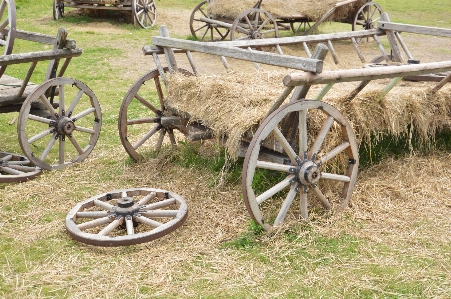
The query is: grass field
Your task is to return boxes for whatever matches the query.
[1,0,451,298]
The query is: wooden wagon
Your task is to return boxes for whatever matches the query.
[114,10,451,231]
[52,0,157,29]
[189,0,383,41]
[0,0,101,183]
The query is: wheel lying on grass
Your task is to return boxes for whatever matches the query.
[0,151,41,183]
[18,77,102,170]
[0,0,16,77]
[119,68,191,161]
[132,0,156,29]
[189,0,230,41]
[65,188,188,246]
[242,100,359,231]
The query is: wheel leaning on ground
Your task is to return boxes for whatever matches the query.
[52,0,64,20]
[132,0,156,29]
[352,1,383,32]
[65,188,188,247]
[0,152,41,183]
[0,0,16,77]
[242,100,359,231]
[189,0,230,41]
[230,8,279,40]
[17,77,102,170]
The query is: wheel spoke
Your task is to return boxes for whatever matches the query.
[77,216,113,231]
[257,17,270,32]
[94,199,115,210]
[6,165,36,171]
[140,210,179,217]
[299,110,308,158]
[141,197,176,210]
[155,129,166,151]
[68,135,84,155]
[125,217,134,235]
[133,124,161,149]
[71,107,95,121]
[134,215,163,228]
[272,127,298,165]
[74,126,95,134]
[310,185,331,209]
[0,154,12,162]
[136,192,157,206]
[256,160,292,172]
[135,93,160,115]
[300,186,308,219]
[256,174,294,205]
[39,95,57,119]
[28,128,54,144]
[28,114,53,124]
[59,84,65,114]
[98,217,123,236]
[309,115,334,159]
[40,134,58,161]
[0,167,22,175]
[59,136,65,165]
[76,211,110,218]
[168,129,176,146]
[316,142,350,165]
[321,172,351,182]
[274,184,298,226]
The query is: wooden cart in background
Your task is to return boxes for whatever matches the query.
[53,0,157,29]
[1,0,101,183]
[189,0,383,41]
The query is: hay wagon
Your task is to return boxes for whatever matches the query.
[189,0,383,41]
[116,10,451,231]
[52,0,157,29]
[0,0,101,183]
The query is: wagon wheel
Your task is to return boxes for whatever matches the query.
[132,0,156,29]
[189,0,230,41]
[65,188,188,247]
[352,1,383,42]
[0,152,41,183]
[119,68,191,162]
[242,100,359,231]
[230,8,279,40]
[0,0,16,77]
[18,77,102,170]
[53,0,64,20]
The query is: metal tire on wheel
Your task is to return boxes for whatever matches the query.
[18,77,102,170]
[119,68,191,161]
[53,0,64,20]
[189,0,230,41]
[0,0,16,77]
[132,0,156,29]
[242,100,359,231]
[0,152,41,183]
[230,8,279,40]
[65,188,188,246]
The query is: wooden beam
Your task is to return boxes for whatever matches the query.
[0,49,82,66]
[378,21,451,37]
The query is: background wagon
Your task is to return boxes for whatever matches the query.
[52,0,157,29]
[189,0,383,41]
[1,0,101,183]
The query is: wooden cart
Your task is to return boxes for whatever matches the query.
[53,0,157,29]
[189,0,383,41]
[1,0,102,183]
[116,11,451,231]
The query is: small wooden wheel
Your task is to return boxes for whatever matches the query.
[0,152,41,183]
[230,8,279,40]
[132,0,156,29]
[0,0,16,77]
[189,0,230,41]
[18,77,102,170]
[65,188,188,246]
[242,100,359,230]
[352,1,383,37]
[53,0,64,20]
[119,68,191,161]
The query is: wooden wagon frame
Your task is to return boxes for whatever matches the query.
[52,0,157,29]
[115,11,451,231]
[0,0,102,183]
[189,0,383,41]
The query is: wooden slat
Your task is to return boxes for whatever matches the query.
[0,49,82,66]
[378,21,451,37]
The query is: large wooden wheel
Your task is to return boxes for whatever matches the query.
[119,68,191,161]
[189,0,230,41]
[52,0,64,20]
[352,2,383,32]
[18,77,102,170]
[0,0,16,77]
[65,188,188,246]
[132,0,156,29]
[242,100,359,231]
[230,8,279,40]
[0,152,41,183]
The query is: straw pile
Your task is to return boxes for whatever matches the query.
[207,0,366,21]
[166,70,451,157]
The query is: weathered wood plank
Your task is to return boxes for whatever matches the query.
[378,21,451,37]
[152,36,323,73]
[4,29,76,48]
[0,49,82,66]
[283,61,451,86]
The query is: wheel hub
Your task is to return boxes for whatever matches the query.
[115,197,140,216]
[292,160,321,185]
[251,31,262,39]
[56,116,75,135]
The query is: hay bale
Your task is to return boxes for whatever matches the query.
[207,0,366,21]
[166,70,451,157]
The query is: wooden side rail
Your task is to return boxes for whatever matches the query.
[283,61,451,86]
[0,48,82,67]
[3,28,76,48]
[378,22,451,38]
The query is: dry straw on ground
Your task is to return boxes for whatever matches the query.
[207,0,366,20]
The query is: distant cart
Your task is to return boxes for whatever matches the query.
[189,0,383,41]
[1,0,101,182]
[52,0,157,29]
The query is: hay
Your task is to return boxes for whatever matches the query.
[166,70,451,157]
[207,0,366,21]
